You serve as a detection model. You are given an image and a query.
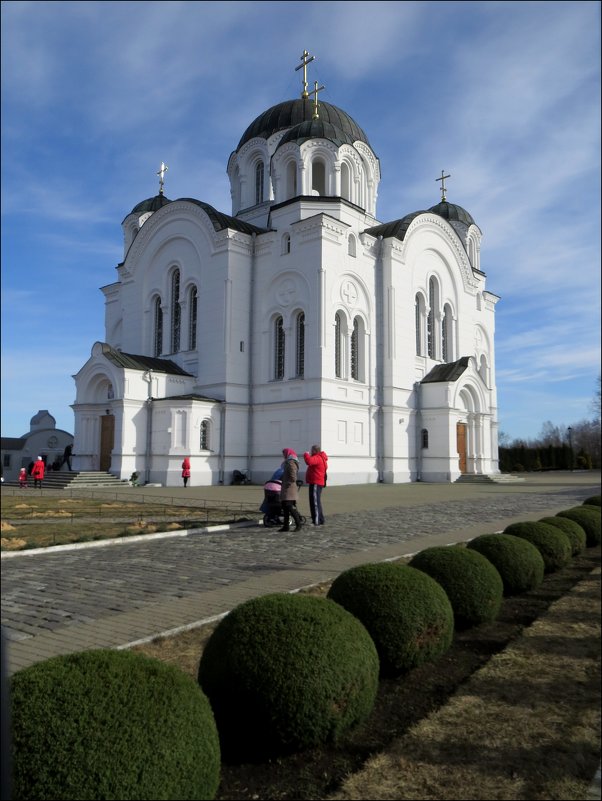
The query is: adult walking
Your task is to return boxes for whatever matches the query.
[61,444,73,471]
[31,456,45,489]
[181,457,191,487]
[303,444,328,525]
[279,448,303,532]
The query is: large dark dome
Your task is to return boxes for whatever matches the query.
[129,194,171,216]
[428,201,475,227]
[237,98,371,150]
[276,118,361,151]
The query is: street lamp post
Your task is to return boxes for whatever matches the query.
[567,426,573,471]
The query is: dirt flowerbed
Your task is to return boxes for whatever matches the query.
[133,546,601,801]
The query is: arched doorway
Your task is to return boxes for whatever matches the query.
[100,412,114,471]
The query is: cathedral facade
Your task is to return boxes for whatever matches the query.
[72,54,500,486]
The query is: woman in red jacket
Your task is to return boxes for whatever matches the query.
[31,456,45,489]
[181,457,191,487]
[303,445,328,525]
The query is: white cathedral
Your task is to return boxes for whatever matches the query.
[72,52,500,487]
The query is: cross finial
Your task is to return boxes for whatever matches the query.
[295,49,315,99]
[308,80,325,119]
[157,162,168,195]
[436,170,450,202]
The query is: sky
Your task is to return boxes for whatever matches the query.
[1,0,600,442]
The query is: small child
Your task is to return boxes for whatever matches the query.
[18,467,28,488]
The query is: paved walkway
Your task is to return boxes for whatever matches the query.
[2,472,599,677]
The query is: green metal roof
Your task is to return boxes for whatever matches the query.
[421,357,470,384]
[237,98,371,150]
[100,344,193,376]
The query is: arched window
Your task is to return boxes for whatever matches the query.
[347,235,356,257]
[427,277,439,359]
[351,316,365,381]
[415,293,425,356]
[286,161,297,199]
[312,159,326,195]
[295,312,305,378]
[341,162,351,201]
[255,160,264,205]
[274,316,285,379]
[421,428,429,449]
[188,286,198,350]
[154,297,163,357]
[282,233,291,255]
[200,419,210,450]
[171,269,181,353]
[335,312,343,378]
[442,304,453,363]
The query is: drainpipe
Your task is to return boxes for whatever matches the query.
[375,235,384,482]
[414,380,422,481]
[218,402,225,484]
[246,232,257,480]
[142,370,153,485]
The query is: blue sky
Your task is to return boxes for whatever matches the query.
[1,0,600,441]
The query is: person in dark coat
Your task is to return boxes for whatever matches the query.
[61,444,73,471]
[279,448,303,532]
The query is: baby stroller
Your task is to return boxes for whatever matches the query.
[260,478,284,527]
[259,475,306,528]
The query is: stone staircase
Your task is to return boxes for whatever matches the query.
[455,473,526,484]
[32,471,130,490]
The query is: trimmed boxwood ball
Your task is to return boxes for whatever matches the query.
[556,506,601,547]
[540,515,587,555]
[503,521,572,571]
[326,562,454,677]
[10,649,221,801]
[583,495,601,507]
[198,593,379,760]
[467,533,545,595]
[408,546,503,628]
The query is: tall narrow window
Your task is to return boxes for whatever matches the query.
[274,316,285,379]
[347,235,356,257]
[341,161,351,201]
[286,161,297,199]
[442,305,452,363]
[188,286,198,350]
[171,269,181,353]
[200,420,210,450]
[335,312,342,378]
[255,160,264,205]
[351,317,359,380]
[427,277,437,359]
[295,312,305,377]
[312,159,326,195]
[415,294,423,356]
[282,233,291,254]
[154,297,163,357]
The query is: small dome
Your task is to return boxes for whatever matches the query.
[237,98,371,150]
[276,118,360,151]
[129,194,171,216]
[428,201,475,227]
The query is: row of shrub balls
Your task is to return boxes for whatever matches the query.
[8,495,601,800]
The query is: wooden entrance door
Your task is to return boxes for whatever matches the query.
[456,422,468,473]
[100,415,114,471]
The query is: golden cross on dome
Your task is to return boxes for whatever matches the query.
[157,162,168,195]
[436,170,450,202]
[308,80,325,119]
[295,49,315,99]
